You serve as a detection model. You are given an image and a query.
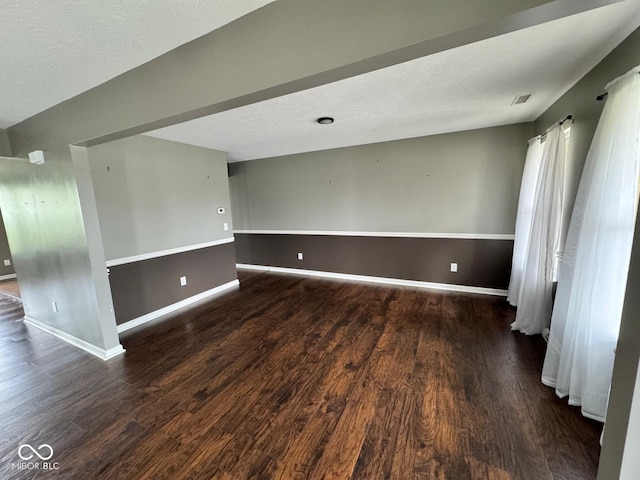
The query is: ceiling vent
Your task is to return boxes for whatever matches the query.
[512,93,533,105]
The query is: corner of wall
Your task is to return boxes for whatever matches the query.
[0,129,12,157]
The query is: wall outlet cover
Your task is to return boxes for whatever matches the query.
[180,276,187,286]
[297,252,304,260]
[450,263,458,273]
[3,259,10,266]
[223,222,229,231]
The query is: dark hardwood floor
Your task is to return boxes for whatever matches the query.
[0,279,20,300]
[0,271,601,479]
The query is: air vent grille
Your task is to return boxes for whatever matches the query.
[512,94,533,105]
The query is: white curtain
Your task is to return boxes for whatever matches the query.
[542,66,640,422]
[508,136,542,306]
[511,124,569,334]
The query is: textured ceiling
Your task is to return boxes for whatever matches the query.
[0,0,275,129]
[3,1,640,160]
[147,2,640,162]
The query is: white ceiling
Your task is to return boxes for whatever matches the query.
[2,2,640,161]
[0,0,275,129]
[146,1,640,162]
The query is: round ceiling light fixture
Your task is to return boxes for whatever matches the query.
[317,117,334,125]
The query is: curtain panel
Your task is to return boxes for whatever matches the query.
[511,124,569,335]
[508,136,542,307]
[542,66,640,422]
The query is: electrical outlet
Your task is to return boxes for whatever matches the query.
[297,252,304,260]
[223,222,229,231]
[180,276,187,286]
[450,263,458,273]
[51,301,58,313]
[3,259,10,266]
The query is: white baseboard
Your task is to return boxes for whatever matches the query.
[116,279,240,333]
[234,230,514,240]
[236,264,507,297]
[23,316,126,361]
[0,273,17,281]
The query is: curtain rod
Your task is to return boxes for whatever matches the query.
[596,71,640,100]
[538,114,573,141]
[559,114,573,125]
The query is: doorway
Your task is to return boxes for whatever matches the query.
[0,209,19,301]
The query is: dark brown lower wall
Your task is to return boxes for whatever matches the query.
[109,242,237,325]
[235,234,512,290]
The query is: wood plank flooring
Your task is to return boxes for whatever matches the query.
[0,280,20,300]
[0,271,601,479]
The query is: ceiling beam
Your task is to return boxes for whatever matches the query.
[8,0,625,154]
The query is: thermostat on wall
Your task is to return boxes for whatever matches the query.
[217,207,225,214]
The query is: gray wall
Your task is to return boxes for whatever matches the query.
[230,124,529,290]
[109,243,236,324]
[87,135,237,325]
[536,27,640,245]
[230,124,533,234]
[0,209,15,277]
[88,135,232,261]
[619,363,640,478]
[0,130,11,157]
[0,152,120,351]
[0,0,598,356]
